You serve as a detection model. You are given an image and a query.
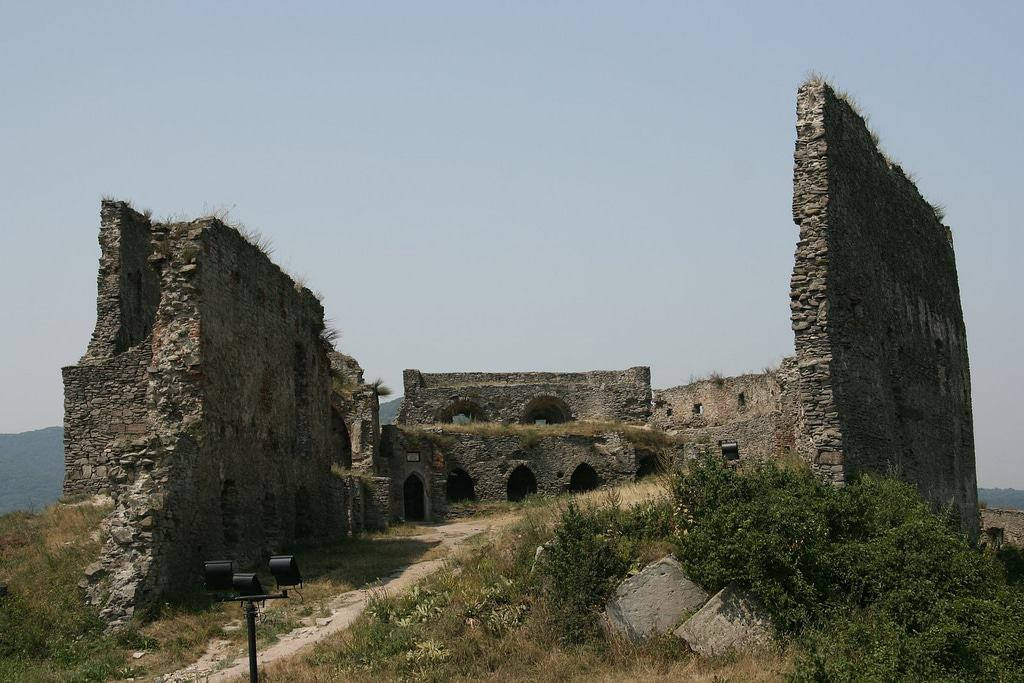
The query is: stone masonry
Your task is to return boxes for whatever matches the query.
[791,80,978,537]
[64,201,379,625]
[398,368,652,426]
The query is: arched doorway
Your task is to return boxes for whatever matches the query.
[331,408,352,468]
[569,463,600,493]
[506,465,537,502]
[436,400,486,424]
[403,474,426,521]
[446,468,476,502]
[521,396,571,424]
[636,451,665,479]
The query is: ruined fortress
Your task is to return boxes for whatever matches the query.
[64,79,984,624]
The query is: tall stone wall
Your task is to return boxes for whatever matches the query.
[398,367,652,426]
[65,201,373,626]
[791,81,978,536]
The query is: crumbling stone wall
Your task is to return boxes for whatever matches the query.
[65,201,375,626]
[981,508,1024,549]
[791,80,978,536]
[649,361,801,463]
[329,352,380,471]
[398,367,652,426]
[380,425,668,521]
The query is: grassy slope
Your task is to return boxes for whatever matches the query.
[0,498,445,682]
[261,478,794,682]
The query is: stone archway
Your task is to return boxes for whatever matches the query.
[568,463,600,493]
[436,399,487,424]
[403,474,426,521]
[446,468,476,503]
[521,396,571,424]
[506,464,538,502]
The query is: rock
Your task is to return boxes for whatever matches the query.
[674,584,773,656]
[605,556,708,641]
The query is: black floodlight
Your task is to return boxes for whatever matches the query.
[232,572,264,597]
[204,560,234,591]
[269,555,302,587]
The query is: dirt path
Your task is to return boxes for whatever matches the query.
[162,518,503,682]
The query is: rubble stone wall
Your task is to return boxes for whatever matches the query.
[981,508,1024,548]
[791,81,978,536]
[398,367,652,426]
[380,425,653,521]
[64,201,380,625]
[650,359,803,463]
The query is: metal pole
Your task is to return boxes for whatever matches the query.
[244,599,258,683]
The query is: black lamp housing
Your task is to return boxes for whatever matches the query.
[269,555,302,587]
[232,572,264,597]
[204,560,235,591]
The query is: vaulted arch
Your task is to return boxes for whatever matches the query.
[506,465,537,502]
[436,399,487,424]
[520,396,571,425]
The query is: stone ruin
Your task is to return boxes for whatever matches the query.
[63,79,985,624]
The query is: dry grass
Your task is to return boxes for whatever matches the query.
[255,477,791,682]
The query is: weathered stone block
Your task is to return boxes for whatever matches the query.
[674,584,773,656]
[606,556,708,641]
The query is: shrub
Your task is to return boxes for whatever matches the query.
[671,455,1024,681]
[538,500,629,643]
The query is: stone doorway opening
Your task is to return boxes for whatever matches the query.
[403,474,426,521]
[568,463,600,493]
[506,465,537,502]
[446,468,476,503]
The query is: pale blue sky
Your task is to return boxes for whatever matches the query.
[1,2,1020,486]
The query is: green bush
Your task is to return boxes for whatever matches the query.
[538,500,629,643]
[671,455,1024,681]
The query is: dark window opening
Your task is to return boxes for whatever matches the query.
[738,392,746,408]
[666,407,673,417]
[720,441,739,461]
[331,409,352,469]
[506,465,538,502]
[437,400,486,424]
[446,468,476,503]
[221,479,239,549]
[693,403,703,415]
[568,463,600,493]
[403,474,426,521]
[521,396,571,425]
[636,451,666,479]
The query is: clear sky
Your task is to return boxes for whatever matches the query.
[1,2,1020,487]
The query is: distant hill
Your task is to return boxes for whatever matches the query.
[379,397,403,425]
[978,488,1024,511]
[2,419,1019,515]
[0,426,64,514]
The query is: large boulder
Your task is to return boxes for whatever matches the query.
[674,583,773,656]
[605,556,709,641]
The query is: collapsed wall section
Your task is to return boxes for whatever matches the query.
[791,81,978,536]
[63,201,159,496]
[398,367,652,426]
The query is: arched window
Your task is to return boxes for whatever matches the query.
[636,451,666,479]
[331,408,352,468]
[436,399,487,424]
[520,396,571,425]
[506,465,538,502]
[403,474,426,521]
[446,468,476,503]
[568,463,600,493]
